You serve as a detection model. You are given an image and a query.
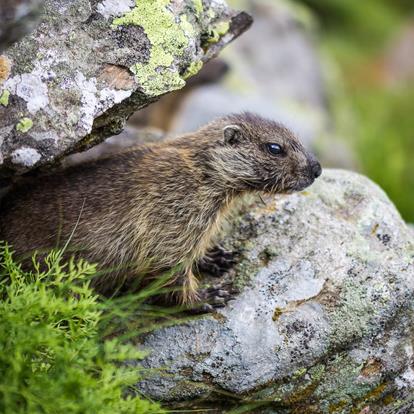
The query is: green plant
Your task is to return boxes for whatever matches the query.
[0,243,164,414]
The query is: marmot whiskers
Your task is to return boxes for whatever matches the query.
[0,112,322,305]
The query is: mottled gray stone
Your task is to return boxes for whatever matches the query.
[136,169,414,413]
[0,0,252,180]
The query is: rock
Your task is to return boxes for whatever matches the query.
[0,0,252,182]
[62,125,165,167]
[136,169,414,413]
[0,0,44,52]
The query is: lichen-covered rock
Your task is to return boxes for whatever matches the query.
[0,0,251,181]
[136,169,414,414]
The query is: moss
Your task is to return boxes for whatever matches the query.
[309,364,326,381]
[0,90,10,106]
[16,117,33,133]
[233,259,261,290]
[112,0,195,97]
[315,354,376,411]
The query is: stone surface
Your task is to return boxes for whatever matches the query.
[136,169,414,413]
[0,0,251,181]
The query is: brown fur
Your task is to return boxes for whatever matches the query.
[0,113,321,304]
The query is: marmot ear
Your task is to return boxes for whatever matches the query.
[223,125,242,145]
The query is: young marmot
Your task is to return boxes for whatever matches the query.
[0,113,321,304]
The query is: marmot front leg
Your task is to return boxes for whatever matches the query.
[179,267,200,305]
[177,266,237,313]
[196,245,236,277]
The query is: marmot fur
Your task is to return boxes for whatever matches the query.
[0,113,322,304]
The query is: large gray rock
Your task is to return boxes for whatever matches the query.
[0,0,251,181]
[137,169,414,413]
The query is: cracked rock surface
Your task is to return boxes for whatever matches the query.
[136,169,414,414]
[0,0,251,182]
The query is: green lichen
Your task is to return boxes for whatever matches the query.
[206,21,230,43]
[328,278,380,347]
[180,14,196,37]
[16,118,33,133]
[315,355,372,405]
[0,90,10,106]
[183,60,203,80]
[292,368,307,380]
[112,0,196,97]
[193,0,203,15]
[309,364,326,381]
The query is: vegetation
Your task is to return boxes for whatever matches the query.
[295,0,414,221]
[0,243,166,414]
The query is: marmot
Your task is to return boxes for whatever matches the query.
[0,113,321,305]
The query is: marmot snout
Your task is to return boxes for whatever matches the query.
[0,112,321,305]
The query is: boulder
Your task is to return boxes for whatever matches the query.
[0,0,251,182]
[136,169,414,413]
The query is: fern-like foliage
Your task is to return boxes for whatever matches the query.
[0,243,164,414]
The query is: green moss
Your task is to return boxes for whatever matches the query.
[112,0,196,97]
[167,380,212,400]
[16,117,33,133]
[0,90,10,106]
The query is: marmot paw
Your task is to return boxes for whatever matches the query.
[197,245,237,277]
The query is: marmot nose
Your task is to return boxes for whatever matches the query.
[311,161,322,178]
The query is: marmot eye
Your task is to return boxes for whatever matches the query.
[266,143,283,155]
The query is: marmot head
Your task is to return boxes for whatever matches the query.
[202,112,322,194]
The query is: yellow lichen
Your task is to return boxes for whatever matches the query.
[16,118,33,133]
[0,90,10,106]
[113,0,194,97]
